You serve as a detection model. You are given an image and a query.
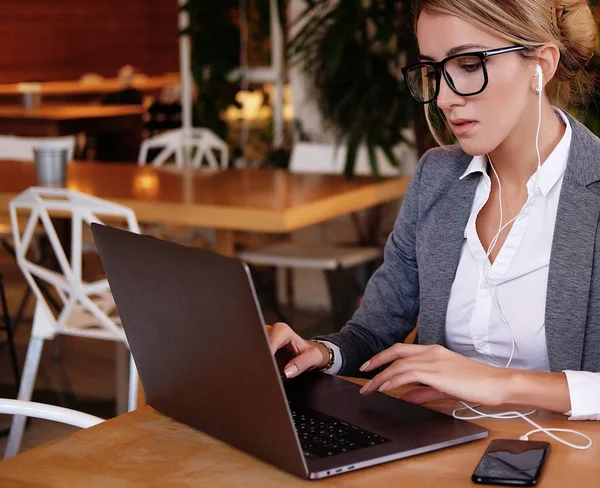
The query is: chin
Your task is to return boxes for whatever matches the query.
[455,137,497,157]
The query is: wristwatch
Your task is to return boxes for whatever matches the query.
[315,341,335,370]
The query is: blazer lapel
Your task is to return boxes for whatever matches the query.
[419,173,480,346]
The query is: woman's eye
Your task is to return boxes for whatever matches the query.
[460,63,481,72]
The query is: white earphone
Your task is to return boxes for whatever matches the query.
[478,62,545,370]
[452,60,592,451]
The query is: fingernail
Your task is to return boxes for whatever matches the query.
[284,365,298,378]
[359,361,371,372]
[378,381,391,392]
[360,380,372,394]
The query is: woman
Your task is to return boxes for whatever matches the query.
[269,0,600,420]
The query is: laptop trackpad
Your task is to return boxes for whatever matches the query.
[285,372,453,440]
[284,370,357,396]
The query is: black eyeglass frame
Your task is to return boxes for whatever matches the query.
[401,45,529,104]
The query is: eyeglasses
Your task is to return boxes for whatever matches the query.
[401,46,528,104]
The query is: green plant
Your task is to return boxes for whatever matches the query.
[181,1,427,176]
[181,1,241,143]
[181,1,282,148]
[288,0,422,178]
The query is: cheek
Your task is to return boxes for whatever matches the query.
[464,71,529,152]
[482,63,530,124]
[480,85,518,134]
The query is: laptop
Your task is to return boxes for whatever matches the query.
[91,224,488,479]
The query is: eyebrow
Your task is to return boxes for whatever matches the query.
[420,43,489,61]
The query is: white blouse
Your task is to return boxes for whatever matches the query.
[445,109,600,420]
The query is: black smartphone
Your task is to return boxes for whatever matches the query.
[471,439,551,486]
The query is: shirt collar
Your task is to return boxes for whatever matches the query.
[459,154,486,180]
[459,108,572,196]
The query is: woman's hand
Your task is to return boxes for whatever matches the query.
[358,343,512,406]
[266,322,329,378]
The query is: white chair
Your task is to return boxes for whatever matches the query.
[238,142,403,325]
[138,127,229,169]
[0,135,76,162]
[137,128,225,249]
[5,187,140,459]
[0,135,76,329]
[1,398,103,459]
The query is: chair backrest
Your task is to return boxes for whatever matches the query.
[0,398,103,459]
[0,135,76,162]
[138,128,229,169]
[0,398,103,429]
[9,187,140,342]
[289,142,404,177]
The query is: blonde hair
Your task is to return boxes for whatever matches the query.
[412,0,598,145]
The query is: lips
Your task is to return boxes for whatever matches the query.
[449,118,478,136]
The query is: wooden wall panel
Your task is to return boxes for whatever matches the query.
[0,0,179,83]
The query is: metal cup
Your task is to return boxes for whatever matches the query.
[22,91,41,111]
[18,82,42,111]
[34,146,68,187]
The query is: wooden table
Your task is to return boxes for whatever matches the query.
[0,103,144,138]
[0,73,179,101]
[0,381,597,487]
[0,161,410,256]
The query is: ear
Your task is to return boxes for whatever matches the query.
[532,44,561,91]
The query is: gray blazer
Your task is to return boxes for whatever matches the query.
[322,112,600,376]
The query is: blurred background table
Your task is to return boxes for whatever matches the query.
[0,73,179,103]
[0,161,410,256]
[0,103,143,136]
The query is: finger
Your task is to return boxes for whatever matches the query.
[361,370,431,395]
[268,322,293,354]
[377,370,436,394]
[266,321,289,331]
[284,347,323,379]
[360,359,436,394]
[360,344,438,372]
[361,356,435,393]
[399,386,454,404]
[368,357,435,390]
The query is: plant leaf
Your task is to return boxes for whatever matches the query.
[367,138,381,180]
[344,134,361,180]
[380,143,399,168]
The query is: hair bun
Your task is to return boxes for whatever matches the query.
[553,0,596,81]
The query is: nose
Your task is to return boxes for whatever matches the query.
[436,73,465,111]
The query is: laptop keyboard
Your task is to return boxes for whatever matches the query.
[289,404,391,459]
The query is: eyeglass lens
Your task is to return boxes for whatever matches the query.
[405,55,485,103]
